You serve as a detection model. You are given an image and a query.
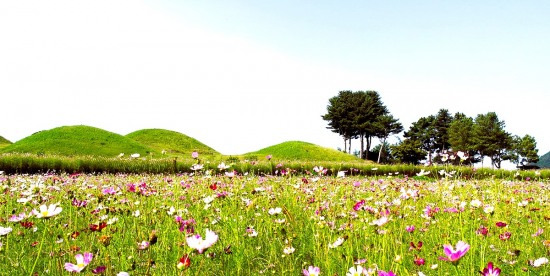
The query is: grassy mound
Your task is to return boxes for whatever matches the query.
[0,136,11,149]
[1,125,156,157]
[245,141,363,162]
[126,129,219,157]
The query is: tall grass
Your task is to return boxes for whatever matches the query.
[1,153,549,180]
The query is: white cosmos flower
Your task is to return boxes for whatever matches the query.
[217,162,230,170]
[191,164,204,171]
[470,199,482,208]
[337,171,346,178]
[416,169,430,177]
[0,226,13,236]
[533,257,549,267]
[346,265,365,276]
[186,229,218,253]
[370,216,390,226]
[328,237,345,248]
[268,207,282,215]
[283,246,295,254]
[167,206,176,215]
[133,210,140,217]
[130,153,140,158]
[33,204,62,218]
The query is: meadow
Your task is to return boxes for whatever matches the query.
[0,163,548,275]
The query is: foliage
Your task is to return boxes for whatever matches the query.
[1,125,157,158]
[508,134,539,164]
[472,112,512,168]
[538,151,550,168]
[322,91,400,159]
[391,139,427,165]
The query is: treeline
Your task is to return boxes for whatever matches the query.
[323,91,539,167]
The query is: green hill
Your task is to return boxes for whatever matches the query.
[245,141,363,162]
[126,129,218,156]
[1,125,156,157]
[538,151,550,168]
[0,136,12,149]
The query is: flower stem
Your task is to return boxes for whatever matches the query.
[29,224,47,276]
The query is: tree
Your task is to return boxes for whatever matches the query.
[322,90,392,159]
[509,134,539,165]
[322,91,358,153]
[354,91,388,160]
[433,109,452,153]
[404,115,436,163]
[391,139,426,165]
[472,112,512,168]
[372,141,393,164]
[374,115,403,163]
[448,113,478,164]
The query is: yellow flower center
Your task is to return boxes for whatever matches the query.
[41,211,49,217]
[77,263,85,268]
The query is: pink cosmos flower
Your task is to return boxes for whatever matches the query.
[495,222,507,228]
[102,187,116,195]
[353,200,365,211]
[137,241,150,250]
[302,266,320,276]
[65,252,93,273]
[378,270,396,276]
[191,151,199,159]
[480,262,501,276]
[406,225,415,233]
[441,241,470,262]
[186,229,218,253]
[499,232,511,241]
[8,212,26,222]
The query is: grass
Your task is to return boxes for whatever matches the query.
[1,125,157,158]
[0,136,11,150]
[244,141,363,162]
[0,173,548,275]
[126,129,219,158]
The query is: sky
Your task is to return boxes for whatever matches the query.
[1,0,549,157]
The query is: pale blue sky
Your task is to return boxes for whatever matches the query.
[1,0,549,156]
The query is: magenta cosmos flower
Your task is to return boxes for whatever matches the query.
[480,262,501,276]
[378,270,396,276]
[65,252,93,273]
[442,241,470,262]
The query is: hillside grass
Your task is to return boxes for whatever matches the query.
[1,125,157,158]
[244,141,363,162]
[538,150,550,168]
[0,135,11,149]
[126,129,219,158]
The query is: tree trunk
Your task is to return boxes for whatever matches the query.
[348,138,352,154]
[343,137,347,152]
[377,138,386,163]
[360,134,364,159]
[365,136,371,160]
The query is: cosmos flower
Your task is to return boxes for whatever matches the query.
[0,226,12,236]
[406,225,416,233]
[346,265,366,276]
[480,262,501,276]
[177,254,191,270]
[328,237,345,248]
[33,204,62,218]
[186,229,218,253]
[130,153,140,158]
[302,266,320,276]
[8,212,26,222]
[64,252,93,273]
[283,246,295,255]
[137,240,150,250]
[370,216,389,227]
[217,162,230,170]
[416,169,430,177]
[532,257,548,267]
[441,241,470,262]
[378,270,396,276]
[268,207,282,215]
[191,151,199,159]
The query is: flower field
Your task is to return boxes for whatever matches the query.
[0,169,548,275]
